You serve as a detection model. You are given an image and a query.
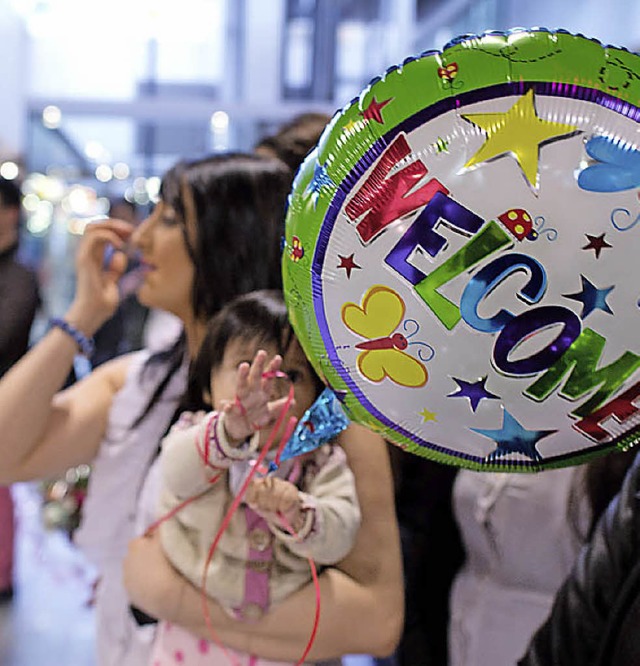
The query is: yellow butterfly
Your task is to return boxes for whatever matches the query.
[341,285,430,388]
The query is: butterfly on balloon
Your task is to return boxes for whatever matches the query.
[341,285,434,388]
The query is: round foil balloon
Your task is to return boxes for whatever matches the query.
[282,28,640,471]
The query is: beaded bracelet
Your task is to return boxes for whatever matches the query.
[49,317,95,358]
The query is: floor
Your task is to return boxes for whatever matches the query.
[0,483,375,666]
[0,483,97,665]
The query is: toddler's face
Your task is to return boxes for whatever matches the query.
[210,336,319,445]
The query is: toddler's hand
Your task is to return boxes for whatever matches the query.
[221,350,291,444]
[245,477,304,533]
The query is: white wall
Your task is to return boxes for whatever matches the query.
[0,1,28,156]
[243,0,285,106]
[502,0,640,49]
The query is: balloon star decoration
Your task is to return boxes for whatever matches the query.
[283,28,640,471]
[462,88,578,191]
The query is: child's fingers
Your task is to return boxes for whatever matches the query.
[270,480,299,513]
[245,477,271,510]
[267,396,296,419]
[246,478,298,515]
[244,480,259,506]
[249,396,294,429]
[260,355,283,393]
[264,354,283,377]
[234,362,252,398]
[247,350,268,388]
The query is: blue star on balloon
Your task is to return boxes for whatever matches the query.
[448,376,500,412]
[305,162,335,209]
[563,275,614,319]
[472,409,556,462]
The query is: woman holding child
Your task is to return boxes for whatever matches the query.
[0,151,402,665]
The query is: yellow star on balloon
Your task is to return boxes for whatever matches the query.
[420,408,437,423]
[462,89,578,189]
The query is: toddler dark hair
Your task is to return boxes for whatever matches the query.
[190,289,324,404]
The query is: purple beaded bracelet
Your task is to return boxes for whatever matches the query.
[49,317,95,358]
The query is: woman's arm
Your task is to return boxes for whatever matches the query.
[0,219,134,483]
[124,423,404,661]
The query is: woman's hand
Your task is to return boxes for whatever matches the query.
[123,531,248,649]
[66,218,135,335]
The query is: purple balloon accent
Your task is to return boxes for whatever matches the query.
[472,409,557,462]
[563,275,615,319]
[460,253,547,333]
[384,192,484,285]
[269,387,349,471]
[493,306,582,376]
[448,376,500,412]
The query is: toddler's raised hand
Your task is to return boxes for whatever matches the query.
[221,350,290,444]
[245,476,304,532]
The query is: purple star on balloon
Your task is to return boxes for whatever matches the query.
[305,161,335,208]
[472,409,556,462]
[448,376,500,412]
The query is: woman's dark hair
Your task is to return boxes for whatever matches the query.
[255,112,331,173]
[569,447,639,540]
[135,154,292,425]
[189,289,324,406]
[160,152,291,321]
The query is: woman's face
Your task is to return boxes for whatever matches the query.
[130,200,195,321]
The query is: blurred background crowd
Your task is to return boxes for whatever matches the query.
[0,0,637,329]
[0,1,639,665]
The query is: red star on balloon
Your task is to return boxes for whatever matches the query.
[360,96,392,124]
[337,253,361,279]
[582,233,612,259]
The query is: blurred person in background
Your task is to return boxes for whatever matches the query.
[449,449,637,666]
[518,450,640,666]
[0,176,41,601]
[254,111,331,173]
